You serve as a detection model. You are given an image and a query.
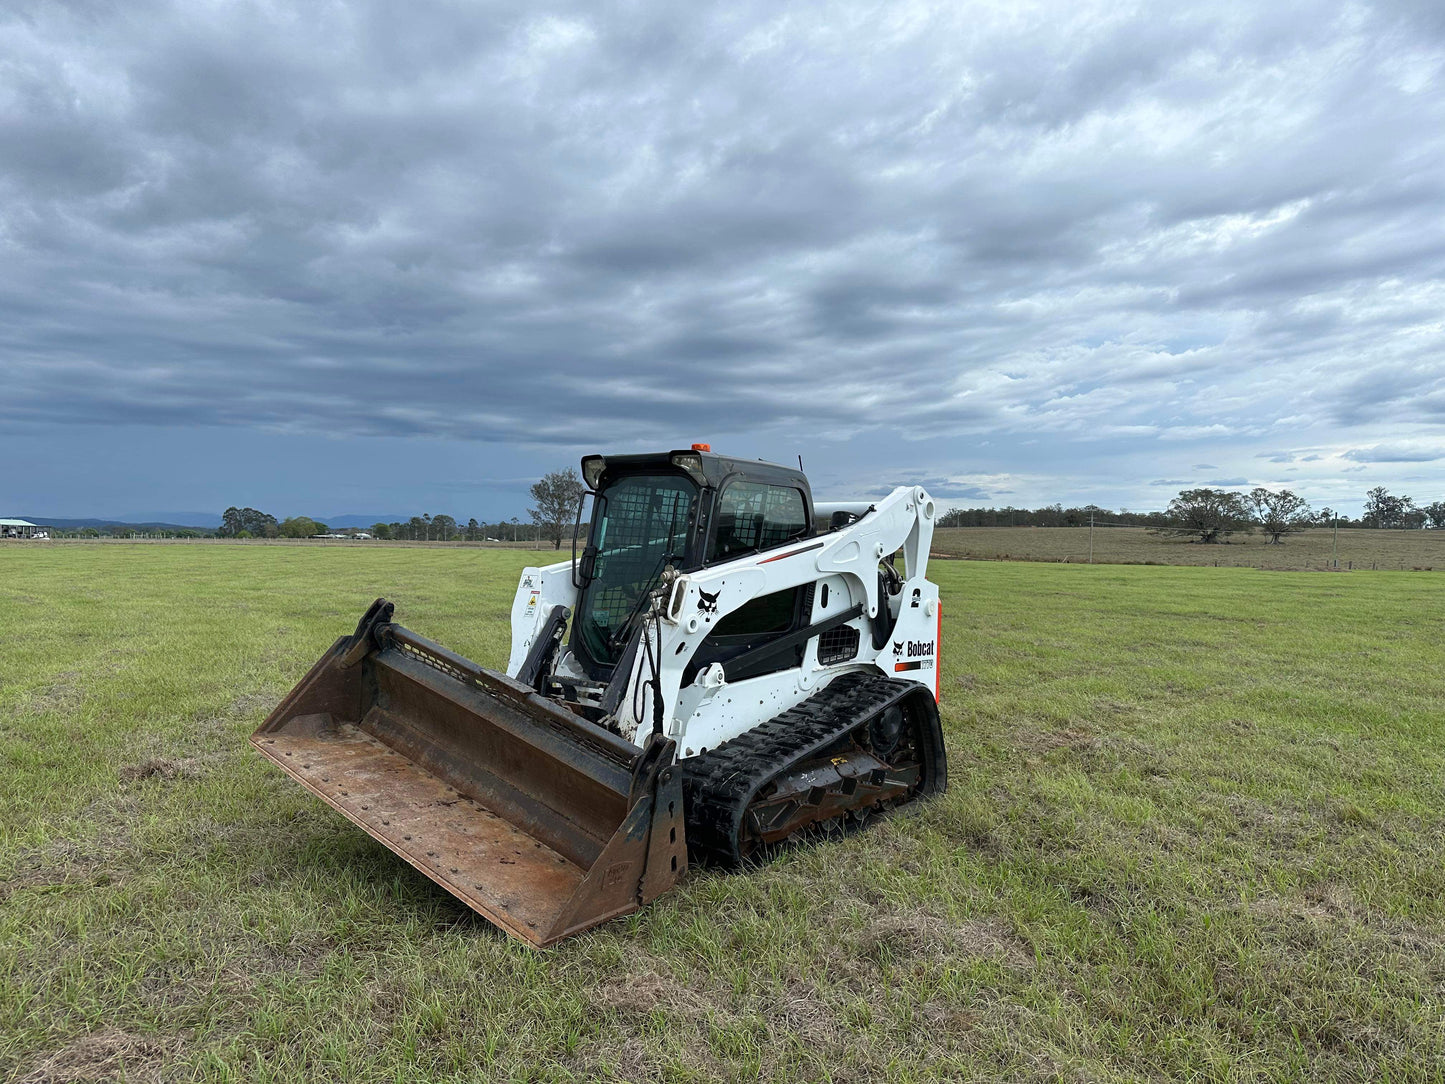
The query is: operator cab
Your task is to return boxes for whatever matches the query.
[569,447,814,681]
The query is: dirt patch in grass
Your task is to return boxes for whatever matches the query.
[596,964,718,1019]
[187,691,275,736]
[862,911,1034,970]
[118,757,202,783]
[226,691,275,717]
[23,671,84,714]
[1009,723,1170,776]
[0,795,139,902]
[15,1028,184,1083]
[1012,724,1095,755]
[0,863,125,903]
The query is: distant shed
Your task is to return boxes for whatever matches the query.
[0,518,45,538]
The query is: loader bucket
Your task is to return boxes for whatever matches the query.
[251,600,687,948]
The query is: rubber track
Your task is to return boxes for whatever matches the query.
[678,671,927,866]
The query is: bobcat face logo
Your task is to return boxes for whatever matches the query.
[892,640,905,657]
[697,589,720,615]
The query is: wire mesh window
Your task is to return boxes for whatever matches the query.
[709,482,808,561]
[816,623,860,666]
[577,475,697,666]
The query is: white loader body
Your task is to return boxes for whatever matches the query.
[506,484,940,756]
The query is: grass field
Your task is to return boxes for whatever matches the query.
[932,525,1445,571]
[2,546,1443,1082]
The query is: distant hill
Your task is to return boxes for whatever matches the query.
[18,513,412,531]
[18,513,446,532]
[22,517,218,531]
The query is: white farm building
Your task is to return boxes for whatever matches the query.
[0,518,48,539]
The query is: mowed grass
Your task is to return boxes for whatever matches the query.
[2,545,1443,1082]
[933,525,1445,571]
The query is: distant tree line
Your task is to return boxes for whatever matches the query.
[62,526,210,539]
[938,504,1164,529]
[937,485,1445,544]
[366,516,544,542]
[169,480,1445,546]
[201,508,557,542]
[1362,487,1443,530]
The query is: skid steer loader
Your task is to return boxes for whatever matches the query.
[253,447,947,946]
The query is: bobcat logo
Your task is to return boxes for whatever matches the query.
[697,589,721,615]
[892,640,905,657]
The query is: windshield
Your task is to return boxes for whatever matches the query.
[575,473,698,669]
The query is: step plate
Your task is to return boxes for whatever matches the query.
[254,720,584,941]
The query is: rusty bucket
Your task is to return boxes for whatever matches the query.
[251,600,686,947]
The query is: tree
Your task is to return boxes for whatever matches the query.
[1363,487,1414,529]
[219,506,278,538]
[466,517,480,541]
[370,522,392,540]
[1247,488,1311,544]
[1157,488,1252,543]
[431,514,458,541]
[529,468,585,549]
[280,516,319,538]
[1314,507,1336,526]
[1424,502,1445,529]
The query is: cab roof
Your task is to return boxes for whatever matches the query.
[580,449,810,495]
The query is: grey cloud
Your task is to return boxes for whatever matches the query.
[1205,478,1251,487]
[867,477,993,501]
[1344,444,1445,462]
[919,484,994,500]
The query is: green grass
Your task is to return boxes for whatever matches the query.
[2,545,1443,1082]
[933,525,1445,571]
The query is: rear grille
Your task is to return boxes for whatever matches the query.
[816,624,860,666]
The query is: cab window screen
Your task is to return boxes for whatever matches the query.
[710,482,807,560]
[576,474,696,667]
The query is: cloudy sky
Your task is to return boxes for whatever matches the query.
[2,0,1443,522]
